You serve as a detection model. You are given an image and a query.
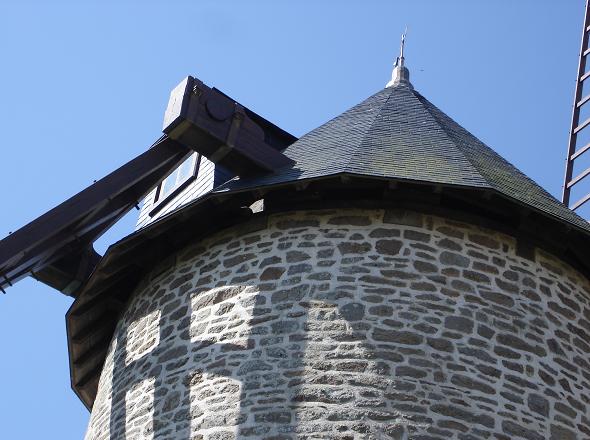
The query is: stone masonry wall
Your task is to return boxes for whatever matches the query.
[85,208,590,440]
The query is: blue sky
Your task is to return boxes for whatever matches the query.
[0,1,585,437]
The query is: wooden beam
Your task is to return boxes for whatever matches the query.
[163,76,296,177]
[0,136,188,294]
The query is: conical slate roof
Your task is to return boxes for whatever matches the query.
[217,80,590,233]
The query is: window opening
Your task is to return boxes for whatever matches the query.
[155,153,199,202]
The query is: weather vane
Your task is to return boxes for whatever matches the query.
[394,26,408,68]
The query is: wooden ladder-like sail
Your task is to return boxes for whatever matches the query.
[563,0,590,210]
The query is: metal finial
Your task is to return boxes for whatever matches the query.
[387,27,412,88]
[399,27,407,63]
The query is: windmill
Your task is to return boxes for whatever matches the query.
[2,4,590,440]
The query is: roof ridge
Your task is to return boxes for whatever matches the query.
[348,85,487,187]
[413,90,590,231]
[346,87,397,171]
[411,89,499,189]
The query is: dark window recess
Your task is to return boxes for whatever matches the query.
[150,153,201,216]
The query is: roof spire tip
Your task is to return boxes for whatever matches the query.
[399,26,407,64]
[386,27,412,89]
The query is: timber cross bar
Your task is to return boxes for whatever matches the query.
[0,76,296,296]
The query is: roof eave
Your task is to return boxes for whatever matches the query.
[66,173,590,408]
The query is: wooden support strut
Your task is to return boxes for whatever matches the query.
[0,136,189,295]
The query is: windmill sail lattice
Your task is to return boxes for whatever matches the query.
[563,0,590,211]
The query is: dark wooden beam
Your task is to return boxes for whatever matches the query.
[34,246,102,295]
[163,76,296,177]
[0,136,189,294]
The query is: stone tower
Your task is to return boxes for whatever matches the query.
[74,59,590,440]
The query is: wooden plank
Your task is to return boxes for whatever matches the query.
[571,140,590,160]
[574,117,590,134]
[572,192,590,210]
[567,166,590,188]
[577,93,590,107]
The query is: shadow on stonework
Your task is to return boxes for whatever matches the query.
[107,276,418,439]
[108,282,252,439]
